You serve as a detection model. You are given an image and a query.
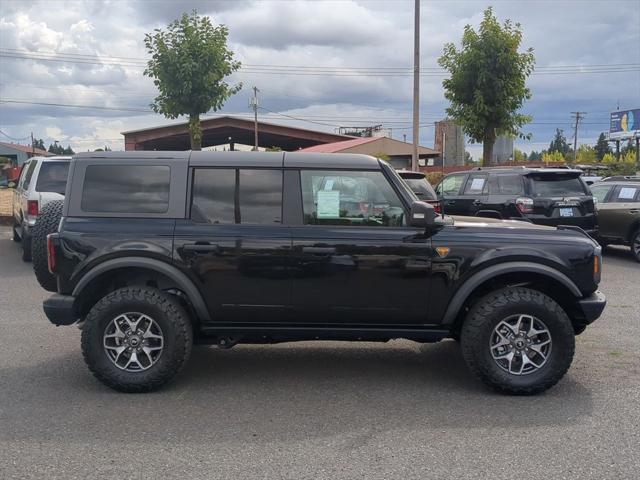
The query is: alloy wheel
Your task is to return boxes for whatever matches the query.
[103,313,164,372]
[489,314,552,375]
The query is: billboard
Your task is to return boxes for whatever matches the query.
[610,109,640,140]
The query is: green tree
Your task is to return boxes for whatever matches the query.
[513,148,527,162]
[48,142,64,155]
[594,132,611,160]
[548,128,570,155]
[541,151,565,164]
[32,138,46,150]
[528,150,541,161]
[144,11,242,150]
[62,145,75,155]
[438,7,535,166]
[576,145,597,163]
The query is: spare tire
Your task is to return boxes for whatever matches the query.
[32,200,64,292]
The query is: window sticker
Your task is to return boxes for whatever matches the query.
[469,178,485,192]
[316,190,340,218]
[618,187,637,200]
[324,179,335,190]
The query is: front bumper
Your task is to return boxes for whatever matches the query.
[578,290,606,324]
[43,294,78,326]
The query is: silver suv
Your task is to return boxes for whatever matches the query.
[12,156,71,261]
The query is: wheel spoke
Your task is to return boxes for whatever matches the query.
[124,351,143,370]
[103,312,164,372]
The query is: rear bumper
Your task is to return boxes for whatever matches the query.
[43,294,79,326]
[578,290,606,324]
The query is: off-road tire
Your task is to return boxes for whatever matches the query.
[81,287,193,393]
[631,229,640,263]
[21,233,31,262]
[32,200,64,292]
[461,287,575,395]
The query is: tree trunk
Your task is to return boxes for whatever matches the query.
[188,114,202,151]
[482,127,496,166]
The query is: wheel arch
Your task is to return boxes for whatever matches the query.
[442,262,583,330]
[72,257,211,322]
[626,218,640,242]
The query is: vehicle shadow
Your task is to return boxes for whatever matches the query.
[0,340,594,445]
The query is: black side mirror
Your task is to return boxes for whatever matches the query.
[409,201,437,228]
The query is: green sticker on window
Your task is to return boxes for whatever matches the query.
[317,190,340,218]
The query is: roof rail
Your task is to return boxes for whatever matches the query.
[470,165,527,171]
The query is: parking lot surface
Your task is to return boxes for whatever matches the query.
[0,226,638,479]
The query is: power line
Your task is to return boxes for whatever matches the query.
[0,129,32,141]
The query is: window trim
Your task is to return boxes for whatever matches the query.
[189,166,285,226]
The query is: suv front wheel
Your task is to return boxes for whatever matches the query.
[81,287,193,392]
[461,287,575,395]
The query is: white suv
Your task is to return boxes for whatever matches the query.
[12,156,71,261]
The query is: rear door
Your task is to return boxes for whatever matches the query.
[485,173,525,219]
[455,173,489,217]
[597,184,640,241]
[590,183,617,238]
[525,172,597,231]
[437,173,468,215]
[173,165,293,323]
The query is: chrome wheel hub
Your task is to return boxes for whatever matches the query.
[103,313,164,372]
[490,314,552,376]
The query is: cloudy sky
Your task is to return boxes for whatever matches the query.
[0,0,639,157]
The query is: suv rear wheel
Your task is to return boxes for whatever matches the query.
[632,229,640,263]
[81,287,193,392]
[461,287,574,395]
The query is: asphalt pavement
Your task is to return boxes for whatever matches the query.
[0,226,638,479]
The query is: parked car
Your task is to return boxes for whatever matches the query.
[12,156,71,261]
[590,178,640,262]
[435,167,598,234]
[43,152,605,394]
[397,170,441,212]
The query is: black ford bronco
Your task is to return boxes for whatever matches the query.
[43,151,606,394]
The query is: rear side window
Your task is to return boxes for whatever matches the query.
[191,168,282,225]
[35,162,70,195]
[439,175,465,196]
[491,174,524,195]
[21,160,38,190]
[529,175,586,197]
[81,165,170,213]
[402,177,437,201]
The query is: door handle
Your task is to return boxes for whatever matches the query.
[182,243,220,253]
[302,246,336,255]
[446,200,456,206]
[473,200,483,206]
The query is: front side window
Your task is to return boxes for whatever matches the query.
[301,170,405,227]
[36,162,70,195]
[81,165,170,213]
[590,184,613,203]
[440,175,465,196]
[191,168,282,225]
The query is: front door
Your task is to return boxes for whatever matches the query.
[290,169,433,325]
[174,167,292,323]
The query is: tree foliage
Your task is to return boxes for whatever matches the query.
[594,132,611,160]
[438,7,535,166]
[144,11,242,150]
[48,142,74,155]
[576,145,597,163]
[32,138,46,150]
[548,128,570,155]
[541,151,565,163]
[513,148,527,162]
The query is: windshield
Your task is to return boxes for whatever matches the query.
[403,178,437,200]
[35,162,70,195]
[529,175,587,197]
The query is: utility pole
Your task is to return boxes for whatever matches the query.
[31,132,34,155]
[411,0,420,171]
[250,86,259,151]
[571,111,586,162]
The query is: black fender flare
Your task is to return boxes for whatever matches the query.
[441,261,582,325]
[72,257,211,322]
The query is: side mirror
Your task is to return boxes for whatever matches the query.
[409,201,437,228]
[7,181,15,188]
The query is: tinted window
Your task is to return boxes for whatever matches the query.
[239,169,282,224]
[613,185,639,202]
[440,175,465,196]
[81,165,170,213]
[403,177,437,201]
[495,174,524,195]
[463,174,487,195]
[191,169,235,224]
[529,175,586,197]
[22,160,38,190]
[590,184,613,203]
[191,168,282,225]
[301,170,404,227]
[35,162,70,195]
